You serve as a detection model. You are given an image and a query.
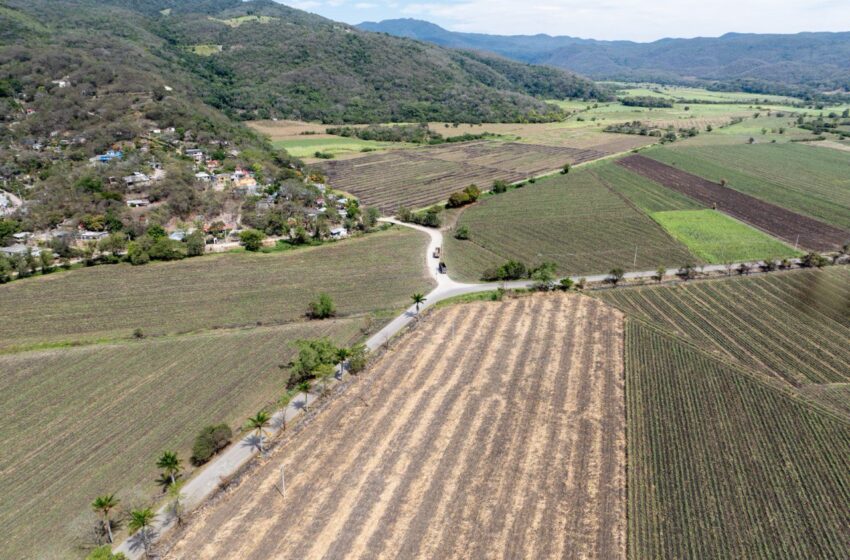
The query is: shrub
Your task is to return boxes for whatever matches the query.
[482,259,528,281]
[289,337,342,387]
[86,546,128,560]
[191,424,233,466]
[800,252,829,268]
[307,293,336,319]
[454,225,470,240]
[346,344,368,374]
[561,163,571,175]
[559,277,574,291]
[240,229,265,251]
[492,180,508,193]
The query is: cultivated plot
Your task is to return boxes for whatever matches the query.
[316,141,608,212]
[648,143,850,230]
[651,209,800,263]
[164,294,627,560]
[444,164,696,281]
[626,321,850,560]
[0,319,367,560]
[617,154,850,251]
[0,227,432,350]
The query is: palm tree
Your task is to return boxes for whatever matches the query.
[128,508,156,558]
[156,451,182,486]
[167,480,186,526]
[247,411,271,452]
[278,393,293,432]
[411,293,426,313]
[91,494,119,543]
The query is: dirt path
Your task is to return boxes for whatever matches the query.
[161,294,626,560]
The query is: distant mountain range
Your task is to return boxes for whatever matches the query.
[358,19,850,95]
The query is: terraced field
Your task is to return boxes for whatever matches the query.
[444,163,696,281]
[164,295,627,559]
[0,227,432,351]
[0,319,368,560]
[626,321,850,559]
[617,154,850,251]
[317,141,608,212]
[648,143,850,230]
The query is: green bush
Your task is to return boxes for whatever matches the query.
[454,225,470,240]
[191,424,233,466]
[307,293,336,319]
[482,259,528,281]
[240,229,266,251]
[86,546,128,560]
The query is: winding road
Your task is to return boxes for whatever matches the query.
[115,219,807,558]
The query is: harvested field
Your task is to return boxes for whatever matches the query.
[444,163,696,281]
[317,141,608,212]
[0,319,368,560]
[164,294,627,560]
[0,227,432,351]
[626,321,850,559]
[617,154,850,251]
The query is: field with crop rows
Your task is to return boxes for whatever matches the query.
[317,141,608,212]
[0,227,432,351]
[444,163,696,281]
[598,267,850,389]
[651,209,800,263]
[617,154,850,251]
[164,294,627,560]
[648,143,850,230]
[592,162,703,213]
[0,319,367,560]
[626,321,850,559]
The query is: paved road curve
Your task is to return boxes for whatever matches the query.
[114,219,805,558]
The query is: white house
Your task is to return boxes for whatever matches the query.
[126,198,150,208]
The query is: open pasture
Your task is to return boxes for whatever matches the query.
[0,319,367,560]
[164,294,627,560]
[0,227,433,351]
[651,209,800,263]
[272,136,403,159]
[649,143,850,230]
[444,163,696,281]
[317,141,608,212]
[625,321,850,560]
[617,154,849,251]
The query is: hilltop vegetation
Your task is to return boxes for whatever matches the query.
[359,19,850,98]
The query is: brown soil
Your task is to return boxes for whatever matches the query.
[162,294,626,560]
[617,154,850,251]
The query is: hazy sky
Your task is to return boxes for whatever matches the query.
[285,0,850,41]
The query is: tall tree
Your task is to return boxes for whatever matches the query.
[127,508,156,558]
[91,494,119,544]
[156,451,182,486]
[247,411,271,452]
[411,293,426,313]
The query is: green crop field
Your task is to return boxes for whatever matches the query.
[648,143,850,230]
[0,227,433,351]
[599,267,850,388]
[272,136,403,158]
[593,162,703,213]
[443,163,696,281]
[0,319,367,559]
[626,321,850,559]
[651,209,800,262]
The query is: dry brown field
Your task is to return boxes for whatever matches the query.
[164,294,626,560]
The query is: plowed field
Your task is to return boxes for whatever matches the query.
[164,294,626,560]
[617,155,849,251]
[318,141,608,212]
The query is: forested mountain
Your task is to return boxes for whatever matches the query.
[0,0,608,232]
[359,19,850,96]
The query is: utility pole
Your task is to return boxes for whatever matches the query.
[794,234,800,252]
[633,245,638,268]
[280,465,286,499]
